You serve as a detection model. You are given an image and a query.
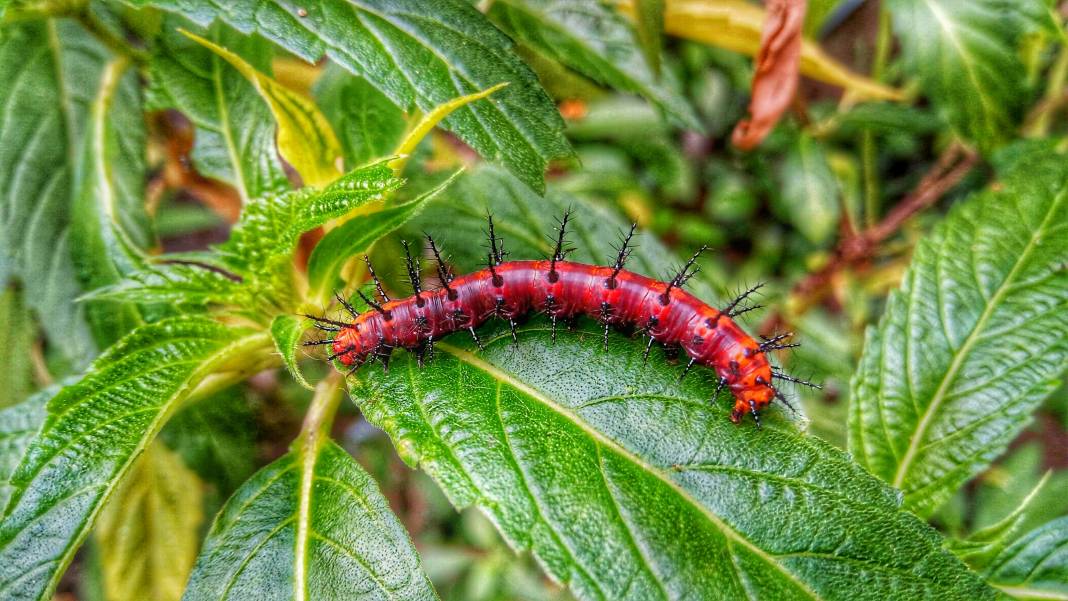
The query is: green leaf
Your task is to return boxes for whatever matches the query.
[314,66,406,169]
[146,19,289,201]
[971,442,1068,537]
[488,0,700,130]
[71,55,153,347]
[950,472,1050,569]
[160,389,258,495]
[95,442,203,601]
[777,133,840,245]
[184,440,437,600]
[181,28,343,187]
[0,317,270,601]
[982,517,1068,600]
[0,20,101,367]
[632,0,664,76]
[349,317,995,599]
[0,387,49,510]
[131,0,572,192]
[888,0,1047,151]
[219,160,403,282]
[306,170,460,301]
[83,261,250,308]
[272,314,314,390]
[0,290,35,409]
[848,151,1068,517]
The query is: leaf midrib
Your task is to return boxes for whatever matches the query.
[436,341,823,600]
[210,40,250,202]
[891,186,1066,488]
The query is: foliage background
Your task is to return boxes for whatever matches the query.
[0,0,1066,600]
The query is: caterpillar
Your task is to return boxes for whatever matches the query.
[306,213,818,426]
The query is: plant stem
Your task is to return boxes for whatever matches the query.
[299,371,345,445]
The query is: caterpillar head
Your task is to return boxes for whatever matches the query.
[730,383,776,424]
[332,326,366,365]
[728,362,776,424]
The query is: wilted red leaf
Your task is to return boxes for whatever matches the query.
[731,0,806,150]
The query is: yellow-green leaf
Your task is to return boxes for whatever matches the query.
[180,29,343,187]
[95,442,203,601]
[389,83,509,173]
[620,0,904,101]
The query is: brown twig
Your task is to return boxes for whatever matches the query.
[791,143,979,310]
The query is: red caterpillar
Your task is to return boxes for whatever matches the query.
[307,214,817,425]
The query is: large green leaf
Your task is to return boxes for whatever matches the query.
[349,317,995,599]
[147,19,289,201]
[888,0,1048,151]
[314,66,406,169]
[849,151,1068,517]
[71,54,153,347]
[133,0,572,192]
[487,0,700,129]
[0,317,271,601]
[183,440,437,600]
[982,517,1068,600]
[0,20,101,367]
[95,442,204,601]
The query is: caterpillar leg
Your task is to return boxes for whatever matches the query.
[774,389,798,414]
[468,327,485,351]
[712,377,728,404]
